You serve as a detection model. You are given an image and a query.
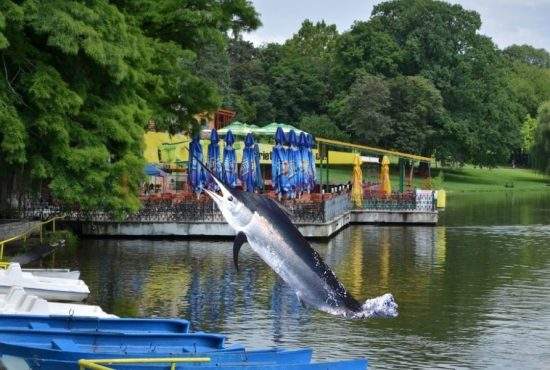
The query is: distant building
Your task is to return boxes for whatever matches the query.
[211,109,236,130]
[148,108,237,133]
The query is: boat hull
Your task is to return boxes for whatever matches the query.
[0,264,89,302]
[2,355,366,370]
[21,269,80,280]
[0,329,228,354]
[0,287,114,317]
[0,315,190,333]
[0,286,88,302]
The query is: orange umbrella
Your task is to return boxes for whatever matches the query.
[351,155,363,207]
[379,156,391,197]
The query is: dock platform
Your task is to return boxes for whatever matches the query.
[78,209,437,239]
[23,193,438,239]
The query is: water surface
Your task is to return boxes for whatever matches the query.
[72,191,550,369]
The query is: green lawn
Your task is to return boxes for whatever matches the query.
[319,165,550,193]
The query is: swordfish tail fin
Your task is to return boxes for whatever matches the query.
[351,293,398,319]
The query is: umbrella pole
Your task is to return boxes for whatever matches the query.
[318,142,323,195]
[399,158,405,193]
[408,160,414,189]
[325,144,330,192]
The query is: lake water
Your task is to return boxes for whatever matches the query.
[71,191,550,369]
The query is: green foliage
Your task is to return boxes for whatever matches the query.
[333,21,401,86]
[504,44,550,68]
[521,115,538,152]
[506,60,550,118]
[363,0,523,166]
[331,73,393,146]
[297,114,349,141]
[388,76,445,155]
[226,39,275,123]
[284,20,338,62]
[328,72,445,156]
[532,101,550,173]
[222,0,547,168]
[2,0,548,212]
[0,0,259,214]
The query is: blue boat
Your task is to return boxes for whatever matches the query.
[0,346,315,369]
[14,359,368,370]
[0,317,368,369]
[0,330,230,355]
[0,315,190,333]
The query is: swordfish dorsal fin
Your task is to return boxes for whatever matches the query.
[233,231,248,271]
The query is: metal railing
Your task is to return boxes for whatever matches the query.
[361,190,436,212]
[324,193,352,221]
[78,357,210,370]
[19,194,353,225]
[16,191,435,230]
[0,216,64,262]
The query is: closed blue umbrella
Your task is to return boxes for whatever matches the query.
[307,134,317,191]
[240,133,258,192]
[222,130,237,188]
[298,132,309,193]
[207,129,223,191]
[271,127,290,198]
[253,141,264,191]
[188,136,205,194]
[287,130,301,198]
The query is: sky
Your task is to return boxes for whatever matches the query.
[242,0,550,51]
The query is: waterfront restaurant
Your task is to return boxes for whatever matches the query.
[124,120,442,239]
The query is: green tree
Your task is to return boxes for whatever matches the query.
[506,58,550,119]
[331,73,393,146]
[388,76,445,155]
[227,21,339,125]
[504,44,550,68]
[266,21,339,123]
[195,42,231,106]
[284,20,338,62]
[0,0,259,215]
[521,115,538,152]
[362,0,523,166]
[532,101,550,173]
[221,0,547,169]
[297,114,349,141]
[334,21,401,87]
[226,38,275,123]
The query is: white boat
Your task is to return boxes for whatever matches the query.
[0,287,116,318]
[0,263,89,302]
[21,268,80,280]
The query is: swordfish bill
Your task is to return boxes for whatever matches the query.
[188,148,398,319]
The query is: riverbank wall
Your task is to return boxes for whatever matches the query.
[77,209,437,239]
[22,192,438,239]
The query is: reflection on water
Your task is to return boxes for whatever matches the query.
[71,191,550,369]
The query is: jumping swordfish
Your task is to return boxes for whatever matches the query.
[197,157,398,319]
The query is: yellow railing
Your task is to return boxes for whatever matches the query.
[316,137,433,162]
[0,216,65,262]
[78,357,211,370]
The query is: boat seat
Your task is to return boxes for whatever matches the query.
[51,339,79,351]
[28,322,50,329]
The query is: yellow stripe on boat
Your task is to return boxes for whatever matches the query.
[78,357,211,370]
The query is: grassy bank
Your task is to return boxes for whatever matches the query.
[320,165,550,193]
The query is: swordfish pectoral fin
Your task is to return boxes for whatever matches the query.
[233,231,248,271]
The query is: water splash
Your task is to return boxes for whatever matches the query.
[353,293,399,319]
